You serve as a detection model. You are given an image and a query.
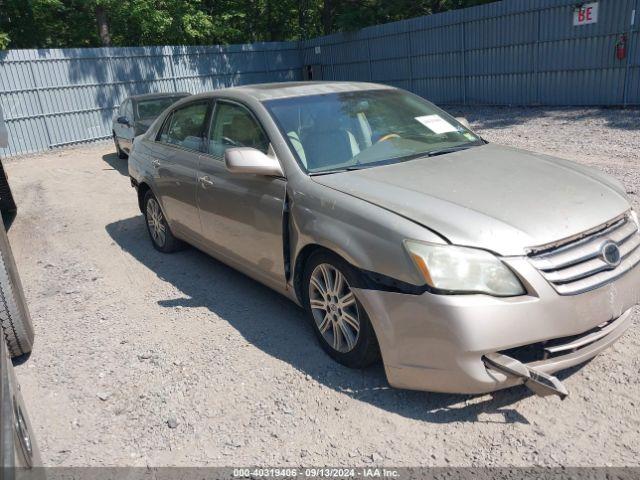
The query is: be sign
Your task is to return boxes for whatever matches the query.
[574,2,598,26]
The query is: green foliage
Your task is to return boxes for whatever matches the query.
[0,32,9,49]
[331,0,492,32]
[0,0,495,49]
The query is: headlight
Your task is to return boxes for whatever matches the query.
[404,240,526,296]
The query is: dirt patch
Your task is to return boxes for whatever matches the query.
[5,107,640,467]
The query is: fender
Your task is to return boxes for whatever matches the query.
[287,178,447,301]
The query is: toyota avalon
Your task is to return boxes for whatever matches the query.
[128,82,639,398]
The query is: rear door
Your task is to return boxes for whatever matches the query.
[152,100,212,239]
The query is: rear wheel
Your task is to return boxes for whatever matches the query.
[143,190,182,253]
[302,251,379,368]
[0,221,34,358]
[113,133,127,159]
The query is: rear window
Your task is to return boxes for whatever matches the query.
[158,102,209,152]
[137,97,186,120]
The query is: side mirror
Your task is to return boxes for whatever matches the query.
[117,116,130,126]
[225,147,284,177]
[455,117,471,130]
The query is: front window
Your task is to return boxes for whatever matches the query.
[265,89,483,174]
[208,102,269,160]
[137,97,187,120]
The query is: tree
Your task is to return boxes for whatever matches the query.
[328,0,494,34]
[0,0,495,49]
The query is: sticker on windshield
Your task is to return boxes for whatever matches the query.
[415,115,458,134]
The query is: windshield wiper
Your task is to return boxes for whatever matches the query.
[309,165,365,176]
[309,169,348,176]
[426,145,474,157]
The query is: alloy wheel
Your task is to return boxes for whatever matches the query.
[146,197,166,247]
[308,263,360,353]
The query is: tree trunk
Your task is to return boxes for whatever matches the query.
[298,0,307,39]
[265,0,273,41]
[95,5,111,47]
[321,0,333,35]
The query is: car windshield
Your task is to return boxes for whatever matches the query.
[137,97,186,120]
[265,89,483,174]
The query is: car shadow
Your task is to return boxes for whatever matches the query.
[105,215,586,423]
[101,152,129,176]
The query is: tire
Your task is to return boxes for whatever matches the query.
[0,161,17,215]
[0,220,34,358]
[143,190,182,253]
[113,133,128,159]
[302,251,380,368]
[0,159,18,229]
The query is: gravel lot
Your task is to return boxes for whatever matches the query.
[5,106,640,467]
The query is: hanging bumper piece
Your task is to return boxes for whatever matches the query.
[483,352,569,400]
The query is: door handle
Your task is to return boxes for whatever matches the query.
[151,159,160,168]
[199,175,215,188]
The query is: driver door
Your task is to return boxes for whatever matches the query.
[196,100,287,287]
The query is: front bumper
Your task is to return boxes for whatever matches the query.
[354,256,639,394]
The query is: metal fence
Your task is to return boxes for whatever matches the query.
[1,0,638,157]
[301,0,639,106]
[0,42,301,156]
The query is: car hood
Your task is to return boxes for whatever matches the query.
[312,144,630,256]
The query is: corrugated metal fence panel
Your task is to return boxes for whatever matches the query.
[0,42,301,157]
[628,24,640,103]
[304,0,638,106]
[1,0,638,156]
[623,0,640,104]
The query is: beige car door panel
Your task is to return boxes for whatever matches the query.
[192,98,288,287]
[151,101,212,238]
[196,153,287,286]
[154,146,202,238]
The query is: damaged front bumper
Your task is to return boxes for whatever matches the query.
[483,353,568,399]
[354,256,639,396]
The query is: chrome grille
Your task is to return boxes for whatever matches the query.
[528,214,640,295]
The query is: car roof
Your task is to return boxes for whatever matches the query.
[129,92,191,102]
[189,81,396,102]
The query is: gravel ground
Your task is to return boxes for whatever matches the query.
[5,106,640,467]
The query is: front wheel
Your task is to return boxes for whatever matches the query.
[302,251,379,368]
[143,190,182,253]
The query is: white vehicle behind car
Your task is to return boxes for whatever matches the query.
[112,92,190,159]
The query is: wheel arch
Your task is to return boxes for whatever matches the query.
[292,242,380,304]
[136,181,151,213]
[292,244,338,304]
[293,242,382,367]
